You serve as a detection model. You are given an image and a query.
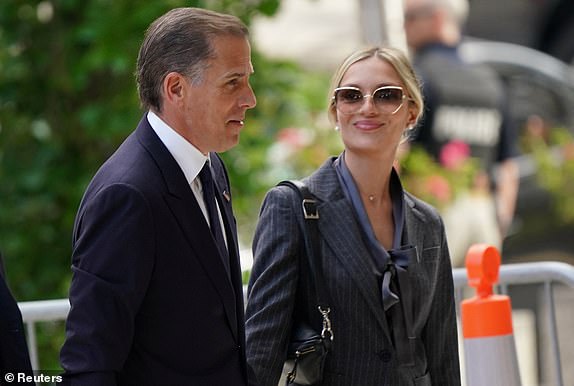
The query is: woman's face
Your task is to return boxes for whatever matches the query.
[334,56,416,158]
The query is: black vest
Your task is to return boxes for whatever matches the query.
[414,46,505,171]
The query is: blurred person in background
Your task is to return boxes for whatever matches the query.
[59,7,256,385]
[403,0,520,266]
[246,46,460,386]
[0,251,33,383]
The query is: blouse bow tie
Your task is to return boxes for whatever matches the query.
[381,245,417,366]
[381,246,415,311]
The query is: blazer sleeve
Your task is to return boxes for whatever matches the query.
[60,183,155,386]
[245,186,302,386]
[421,216,461,385]
[0,275,33,381]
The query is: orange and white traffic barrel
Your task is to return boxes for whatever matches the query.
[461,244,521,386]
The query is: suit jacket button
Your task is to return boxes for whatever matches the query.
[377,349,392,363]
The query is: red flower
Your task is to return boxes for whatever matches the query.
[440,140,470,170]
[277,127,311,150]
[425,174,452,204]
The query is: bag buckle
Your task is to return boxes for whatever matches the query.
[302,199,319,220]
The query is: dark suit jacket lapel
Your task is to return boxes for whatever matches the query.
[134,117,239,340]
[305,159,391,341]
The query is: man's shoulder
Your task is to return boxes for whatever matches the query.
[416,45,497,79]
[82,133,164,202]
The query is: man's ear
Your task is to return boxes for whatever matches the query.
[162,72,186,106]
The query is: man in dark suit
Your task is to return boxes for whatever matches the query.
[59,7,256,385]
[0,251,34,382]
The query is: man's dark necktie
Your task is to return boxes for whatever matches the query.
[199,161,230,274]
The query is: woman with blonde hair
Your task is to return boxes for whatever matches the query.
[246,46,461,386]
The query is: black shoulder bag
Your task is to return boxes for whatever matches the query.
[279,180,334,386]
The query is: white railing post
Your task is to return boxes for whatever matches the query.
[25,322,39,370]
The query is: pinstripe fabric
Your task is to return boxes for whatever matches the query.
[245,157,461,386]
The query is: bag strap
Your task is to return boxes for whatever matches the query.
[278,180,333,341]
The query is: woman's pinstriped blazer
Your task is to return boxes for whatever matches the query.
[245,157,461,386]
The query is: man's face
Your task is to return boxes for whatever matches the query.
[403,0,437,50]
[180,35,256,154]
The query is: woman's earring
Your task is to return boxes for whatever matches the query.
[334,125,340,131]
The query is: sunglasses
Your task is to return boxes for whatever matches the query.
[332,86,407,115]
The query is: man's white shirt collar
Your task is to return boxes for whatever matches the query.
[147,110,207,186]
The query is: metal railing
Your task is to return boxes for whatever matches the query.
[18,261,574,384]
[18,299,70,370]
